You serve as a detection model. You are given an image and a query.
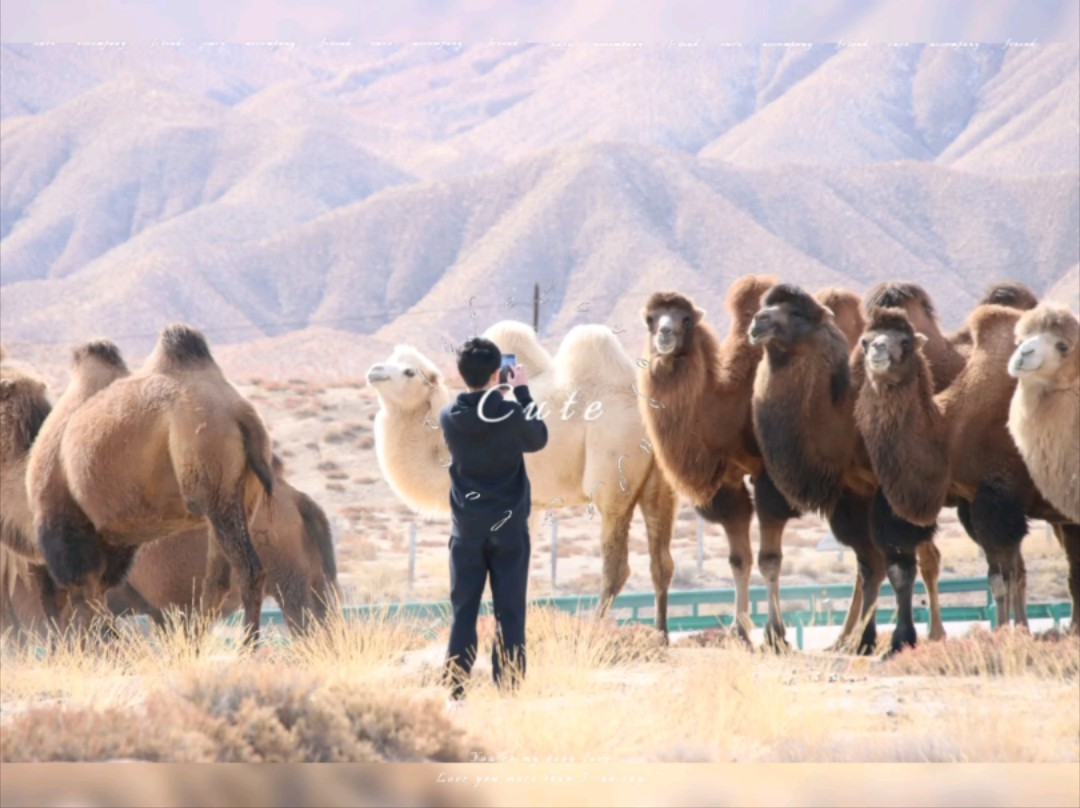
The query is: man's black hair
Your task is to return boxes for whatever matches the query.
[457,337,502,389]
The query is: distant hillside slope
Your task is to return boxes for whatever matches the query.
[1,43,1076,367]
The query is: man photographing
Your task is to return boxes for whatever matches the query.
[439,337,549,703]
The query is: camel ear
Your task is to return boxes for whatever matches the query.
[692,307,706,324]
[0,379,12,399]
[639,308,650,324]
[915,333,928,347]
[821,305,835,319]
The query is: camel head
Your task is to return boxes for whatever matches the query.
[641,291,705,357]
[859,308,928,385]
[749,284,834,348]
[366,345,445,411]
[71,339,130,388]
[980,281,1038,311]
[1009,304,1080,387]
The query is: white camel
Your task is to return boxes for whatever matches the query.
[366,321,679,633]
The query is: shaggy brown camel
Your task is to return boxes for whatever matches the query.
[0,348,52,564]
[368,324,678,635]
[748,283,941,654]
[0,349,66,637]
[638,276,801,648]
[856,305,1075,642]
[26,325,275,645]
[811,288,948,649]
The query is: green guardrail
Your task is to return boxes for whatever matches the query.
[243,577,1073,651]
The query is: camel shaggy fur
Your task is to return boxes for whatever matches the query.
[26,325,275,644]
[749,283,944,654]
[1007,304,1080,523]
[367,323,678,634]
[637,275,803,647]
[857,304,1075,640]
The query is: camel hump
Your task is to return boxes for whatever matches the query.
[726,274,780,320]
[816,287,864,345]
[72,339,127,371]
[967,304,1022,350]
[1016,303,1080,344]
[863,281,935,318]
[980,281,1038,311]
[157,324,215,367]
[555,324,634,386]
[483,320,555,377]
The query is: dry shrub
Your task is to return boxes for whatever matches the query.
[2,665,481,763]
[879,626,1080,678]
[525,608,667,671]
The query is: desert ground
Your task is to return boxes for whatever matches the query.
[1,374,1077,766]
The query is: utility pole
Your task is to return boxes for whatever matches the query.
[533,282,540,333]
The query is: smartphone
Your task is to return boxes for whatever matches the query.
[499,353,517,384]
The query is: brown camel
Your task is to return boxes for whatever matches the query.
[748,283,948,654]
[951,282,1039,356]
[811,288,948,649]
[26,325,275,645]
[638,275,802,648]
[0,348,52,564]
[108,456,340,635]
[856,305,1076,642]
[0,349,64,638]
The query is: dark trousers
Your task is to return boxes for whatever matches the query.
[444,530,530,699]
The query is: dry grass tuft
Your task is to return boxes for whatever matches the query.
[880,627,1080,678]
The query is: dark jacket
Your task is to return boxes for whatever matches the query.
[439,384,549,538]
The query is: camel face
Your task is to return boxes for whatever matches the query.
[1010,305,1080,386]
[861,328,920,383]
[1009,334,1066,381]
[367,346,443,410]
[749,284,825,347]
[641,294,702,357]
[860,309,927,385]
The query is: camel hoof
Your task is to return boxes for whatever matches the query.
[763,625,790,654]
[928,629,947,642]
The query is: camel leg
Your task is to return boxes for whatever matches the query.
[829,490,883,655]
[1054,525,1080,634]
[207,495,265,648]
[968,484,1028,631]
[597,506,632,621]
[695,483,754,643]
[754,472,798,652]
[869,489,936,655]
[639,465,676,638]
[916,540,947,641]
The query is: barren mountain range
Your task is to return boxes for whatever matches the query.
[1,42,1077,380]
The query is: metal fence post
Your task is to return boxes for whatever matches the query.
[696,514,704,576]
[408,522,417,588]
[551,518,558,588]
